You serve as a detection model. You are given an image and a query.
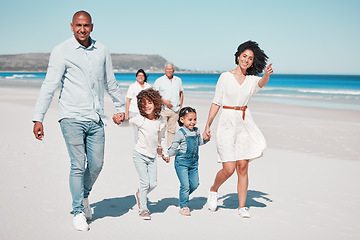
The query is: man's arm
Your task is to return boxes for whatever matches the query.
[103,48,125,119]
[33,47,65,140]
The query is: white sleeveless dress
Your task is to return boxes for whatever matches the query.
[213,72,266,162]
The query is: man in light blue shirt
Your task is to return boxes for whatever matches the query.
[32,11,125,231]
[153,63,183,149]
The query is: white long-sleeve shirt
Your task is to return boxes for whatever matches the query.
[129,115,168,158]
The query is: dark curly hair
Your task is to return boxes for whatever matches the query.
[234,40,268,76]
[136,69,148,82]
[137,88,163,118]
[178,107,196,127]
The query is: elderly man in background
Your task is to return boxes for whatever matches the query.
[153,62,184,150]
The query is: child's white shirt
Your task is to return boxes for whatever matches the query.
[129,115,168,158]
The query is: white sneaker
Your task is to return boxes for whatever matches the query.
[83,198,92,221]
[73,212,89,231]
[207,191,218,211]
[238,207,251,218]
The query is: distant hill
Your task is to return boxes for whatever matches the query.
[0,53,183,72]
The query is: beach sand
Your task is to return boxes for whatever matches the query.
[0,86,360,239]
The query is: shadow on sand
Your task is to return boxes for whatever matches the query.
[90,195,136,221]
[148,196,207,213]
[218,190,273,209]
[88,189,271,221]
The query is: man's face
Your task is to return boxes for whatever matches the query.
[164,65,174,79]
[71,14,93,47]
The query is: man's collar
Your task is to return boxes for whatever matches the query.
[71,36,96,49]
[164,74,174,80]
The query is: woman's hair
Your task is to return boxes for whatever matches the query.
[137,88,162,117]
[136,68,148,82]
[234,40,268,75]
[178,107,196,127]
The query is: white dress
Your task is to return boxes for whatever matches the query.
[213,72,266,162]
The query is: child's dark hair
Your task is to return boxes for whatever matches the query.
[178,107,196,127]
[234,40,268,76]
[137,88,163,118]
[136,68,148,82]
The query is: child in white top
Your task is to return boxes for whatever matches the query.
[113,88,169,220]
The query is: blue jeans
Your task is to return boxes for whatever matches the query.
[174,158,199,208]
[133,150,157,211]
[60,118,105,215]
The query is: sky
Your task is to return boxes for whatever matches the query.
[1,0,359,75]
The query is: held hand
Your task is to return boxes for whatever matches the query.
[203,125,211,140]
[33,121,44,141]
[264,63,273,76]
[162,154,170,163]
[112,113,125,125]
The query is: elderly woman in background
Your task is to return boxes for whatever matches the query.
[125,69,151,141]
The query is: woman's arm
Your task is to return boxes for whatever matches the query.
[125,98,131,120]
[258,63,273,88]
[203,103,221,140]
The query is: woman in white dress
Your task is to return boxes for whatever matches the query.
[125,69,152,141]
[203,41,273,218]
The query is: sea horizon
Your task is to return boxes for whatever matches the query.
[1,72,359,111]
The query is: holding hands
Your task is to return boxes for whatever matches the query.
[162,154,170,163]
[203,125,211,141]
[112,112,125,125]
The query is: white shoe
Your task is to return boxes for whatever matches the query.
[73,212,89,231]
[207,191,218,211]
[83,198,92,221]
[238,207,251,218]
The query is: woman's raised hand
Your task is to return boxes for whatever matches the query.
[264,63,273,76]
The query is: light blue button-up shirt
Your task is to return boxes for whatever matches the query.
[33,37,125,123]
[153,75,183,112]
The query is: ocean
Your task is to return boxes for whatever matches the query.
[1,72,359,110]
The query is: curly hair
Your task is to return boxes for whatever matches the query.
[234,40,268,76]
[137,88,163,118]
[178,107,196,127]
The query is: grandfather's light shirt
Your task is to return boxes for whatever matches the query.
[153,75,183,112]
[33,37,125,123]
